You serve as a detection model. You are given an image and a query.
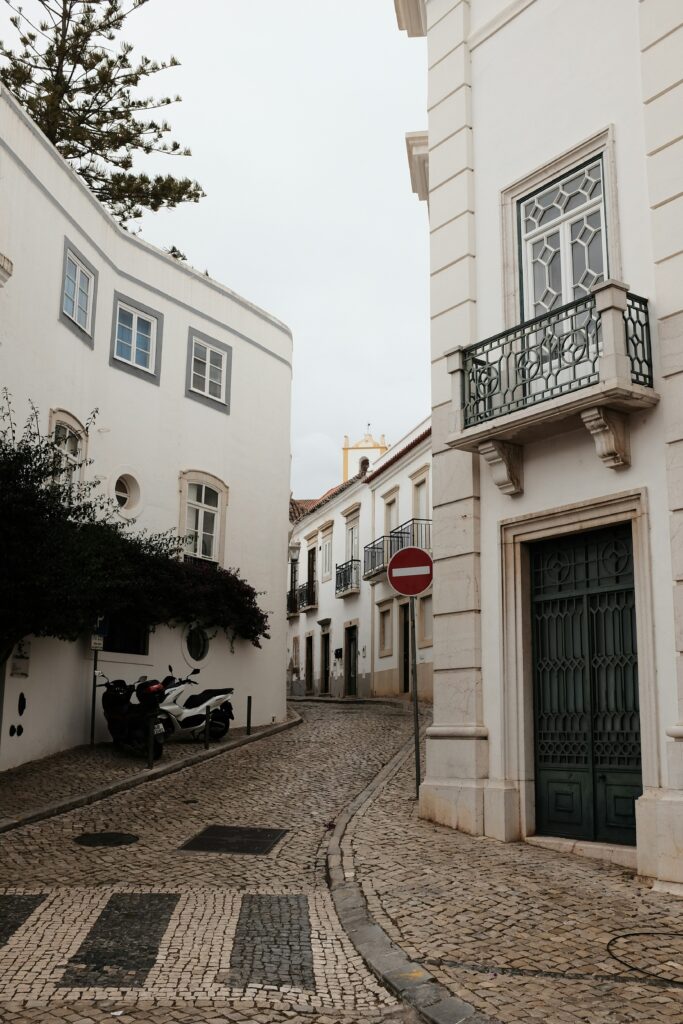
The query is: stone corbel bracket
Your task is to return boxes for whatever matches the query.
[0,252,13,287]
[581,407,631,468]
[478,440,524,495]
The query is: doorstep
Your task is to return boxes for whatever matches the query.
[525,834,637,871]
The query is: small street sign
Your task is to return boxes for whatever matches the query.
[387,546,433,598]
[90,634,104,651]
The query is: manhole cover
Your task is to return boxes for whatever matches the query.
[180,825,287,855]
[74,832,139,847]
[609,932,683,984]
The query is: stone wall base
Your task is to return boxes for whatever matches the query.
[418,778,486,834]
[635,789,683,886]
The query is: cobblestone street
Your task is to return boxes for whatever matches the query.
[4,702,683,1024]
[0,703,420,1024]
[351,752,683,1024]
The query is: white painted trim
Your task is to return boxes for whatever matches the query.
[469,0,537,51]
[500,126,623,328]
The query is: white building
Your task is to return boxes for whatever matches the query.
[395,0,683,892]
[0,87,292,771]
[287,421,433,700]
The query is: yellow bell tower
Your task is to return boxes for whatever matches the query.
[342,425,388,481]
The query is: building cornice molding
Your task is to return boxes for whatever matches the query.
[406,132,429,202]
[394,0,427,37]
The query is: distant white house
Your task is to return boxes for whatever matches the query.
[287,422,433,700]
[0,86,293,771]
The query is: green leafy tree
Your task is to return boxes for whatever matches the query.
[0,394,269,672]
[0,0,205,223]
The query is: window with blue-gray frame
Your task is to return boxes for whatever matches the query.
[185,328,232,413]
[109,293,163,384]
[60,240,98,344]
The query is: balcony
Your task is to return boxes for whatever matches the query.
[297,579,318,612]
[287,588,299,617]
[363,518,432,580]
[445,281,658,494]
[335,559,361,597]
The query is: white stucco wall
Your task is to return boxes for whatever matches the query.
[0,87,292,770]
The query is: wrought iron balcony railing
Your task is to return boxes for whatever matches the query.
[297,579,317,611]
[287,588,299,616]
[363,519,432,579]
[335,559,361,597]
[460,291,652,429]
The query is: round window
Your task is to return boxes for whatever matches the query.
[186,625,209,662]
[113,473,140,513]
[115,476,129,507]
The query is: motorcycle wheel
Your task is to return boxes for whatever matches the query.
[208,708,230,740]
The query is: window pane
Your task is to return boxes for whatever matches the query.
[203,487,219,507]
[208,378,222,399]
[209,362,222,383]
[188,483,203,504]
[116,338,132,361]
[118,307,134,331]
[192,369,206,392]
[193,342,207,364]
[209,350,223,370]
[136,316,152,339]
[66,257,78,286]
[201,510,215,557]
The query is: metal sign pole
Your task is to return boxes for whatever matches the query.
[90,648,99,747]
[410,595,420,800]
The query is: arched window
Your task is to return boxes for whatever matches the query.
[178,471,229,566]
[49,409,86,487]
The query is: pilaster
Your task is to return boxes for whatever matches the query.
[638,0,683,887]
[420,0,488,833]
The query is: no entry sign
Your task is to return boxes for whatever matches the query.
[387,546,433,598]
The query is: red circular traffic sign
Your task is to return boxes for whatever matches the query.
[387,546,433,597]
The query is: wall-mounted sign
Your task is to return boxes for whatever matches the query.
[10,639,31,677]
[90,634,104,651]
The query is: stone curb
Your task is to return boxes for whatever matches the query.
[327,732,494,1024]
[0,711,303,835]
[288,695,413,708]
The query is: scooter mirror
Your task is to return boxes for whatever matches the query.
[168,665,173,674]
[191,668,200,676]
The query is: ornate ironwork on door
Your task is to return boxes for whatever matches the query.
[531,524,641,846]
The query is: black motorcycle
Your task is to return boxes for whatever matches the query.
[99,671,167,760]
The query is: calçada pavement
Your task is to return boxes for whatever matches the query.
[0,702,683,1023]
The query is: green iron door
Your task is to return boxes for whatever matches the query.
[531,524,642,846]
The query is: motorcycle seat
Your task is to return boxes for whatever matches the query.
[182,688,233,709]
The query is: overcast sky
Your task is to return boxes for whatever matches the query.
[10,1,430,496]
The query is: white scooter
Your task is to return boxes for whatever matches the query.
[159,666,234,741]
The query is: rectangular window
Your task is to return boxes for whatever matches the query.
[414,480,428,520]
[346,521,359,561]
[63,252,93,333]
[322,534,333,580]
[519,158,607,319]
[53,421,81,487]
[379,606,392,657]
[292,636,300,668]
[419,595,433,646]
[186,482,220,561]
[385,498,398,534]
[115,302,156,372]
[191,338,226,402]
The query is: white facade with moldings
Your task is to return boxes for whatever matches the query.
[0,87,292,770]
[396,0,683,891]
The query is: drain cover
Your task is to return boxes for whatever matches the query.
[74,832,139,847]
[180,825,287,855]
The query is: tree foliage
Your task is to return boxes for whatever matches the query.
[0,0,205,222]
[0,394,269,667]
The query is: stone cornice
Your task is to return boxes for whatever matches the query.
[394,0,426,37]
[406,132,429,202]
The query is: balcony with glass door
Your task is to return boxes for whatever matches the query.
[445,160,657,492]
[335,559,361,597]
[297,579,318,612]
[363,519,432,580]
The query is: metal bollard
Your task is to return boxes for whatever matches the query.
[204,706,210,750]
[147,715,154,770]
[246,695,252,736]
